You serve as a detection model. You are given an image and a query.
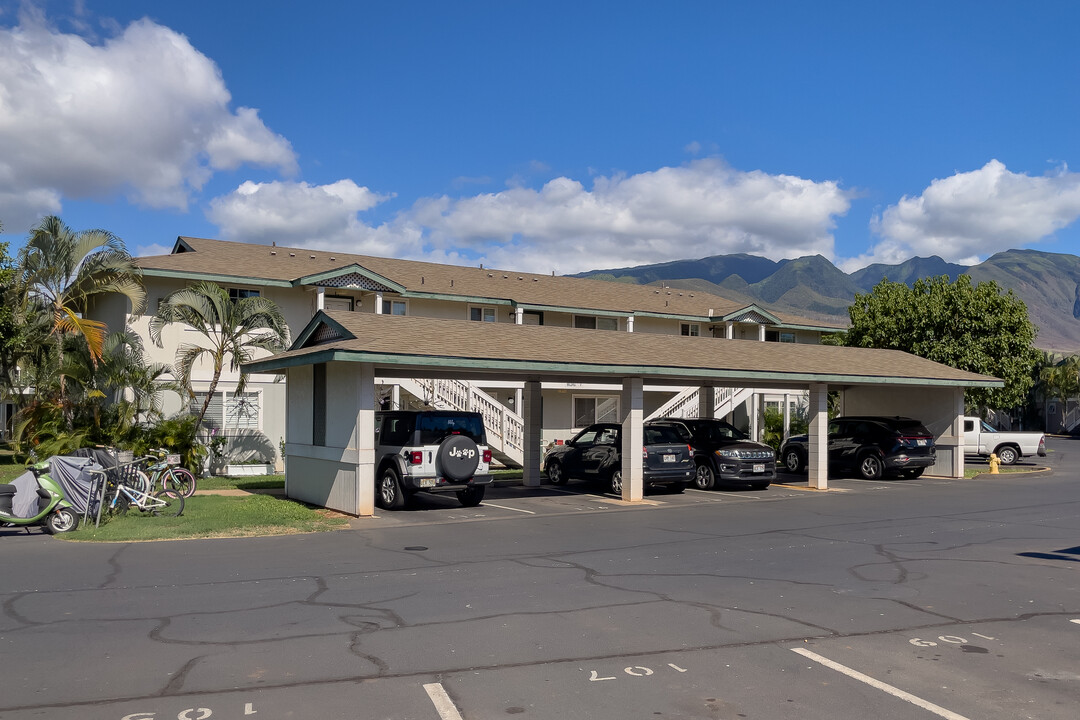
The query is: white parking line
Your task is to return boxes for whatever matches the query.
[481,502,536,514]
[1071,619,1080,625]
[791,648,971,720]
[423,682,464,720]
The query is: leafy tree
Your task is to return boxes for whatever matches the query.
[149,281,290,433]
[1038,353,1080,404]
[845,275,1040,413]
[17,216,146,425]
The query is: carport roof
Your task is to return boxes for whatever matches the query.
[244,310,1003,389]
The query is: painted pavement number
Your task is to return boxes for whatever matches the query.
[908,632,996,647]
[120,704,256,720]
[588,663,688,682]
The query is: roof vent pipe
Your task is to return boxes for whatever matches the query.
[270,251,276,255]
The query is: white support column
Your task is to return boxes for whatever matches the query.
[375,292,384,314]
[316,286,326,311]
[807,383,828,490]
[523,380,543,487]
[620,376,645,502]
[725,321,734,339]
[758,324,766,342]
[391,384,401,411]
[749,393,761,441]
[357,362,377,516]
[698,386,716,419]
[782,392,791,442]
[515,307,524,324]
[627,315,635,333]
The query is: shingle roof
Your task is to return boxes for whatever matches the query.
[137,236,843,330]
[245,310,1001,389]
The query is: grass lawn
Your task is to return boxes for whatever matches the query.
[63,493,348,542]
[963,465,1045,479]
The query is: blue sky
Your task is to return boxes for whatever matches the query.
[1,0,1078,274]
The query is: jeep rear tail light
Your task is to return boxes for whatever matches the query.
[643,446,648,459]
[408,451,423,465]
[482,449,492,463]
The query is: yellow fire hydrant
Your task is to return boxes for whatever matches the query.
[989,452,1000,474]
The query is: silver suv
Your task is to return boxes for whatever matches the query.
[374,411,493,510]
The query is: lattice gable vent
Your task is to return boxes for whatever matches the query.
[308,322,344,345]
[731,310,771,324]
[317,272,393,291]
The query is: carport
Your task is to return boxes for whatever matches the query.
[244,310,1003,516]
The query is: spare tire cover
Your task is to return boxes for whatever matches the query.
[437,435,480,481]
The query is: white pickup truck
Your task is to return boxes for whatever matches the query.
[963,417,1046,465]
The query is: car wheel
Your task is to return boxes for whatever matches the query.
[546,460,567,485]
[376,466,406,510]
[45,507,79,534]
[610,469,623,495]
[694,463,716,490]
[859,453,884,480]
[899,468,925,479]
[456,485,485,507]
[996,446,1019,465]
[783,448,805,473]
[668,481,686,494]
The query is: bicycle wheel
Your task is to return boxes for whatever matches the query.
[167,467,197,498]
[109,489,130,517]
[130,469,151,494]
[152,489,184,517]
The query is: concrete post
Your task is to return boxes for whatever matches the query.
[725,321,734,339]
[698,386,716,419]
[515,307,524,324]
[620,376,644,502]
[749,393,761,441]
[627,315,635,333]
[758,324,766,342]
[523,380,543,487]
[357,362,376,516]
[375,292,384,314]
[782,392,791,442]
[807,383,828,490]
[316,286,325,312]
[390,384,400,411]
[951,388,965,479]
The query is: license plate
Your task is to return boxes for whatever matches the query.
[916,439,927,446]
[420,477,437,488]
[753,464,765,473]
[663,454,676,463]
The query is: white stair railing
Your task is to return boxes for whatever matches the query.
[415,378,524,466]
[646,386,745,420]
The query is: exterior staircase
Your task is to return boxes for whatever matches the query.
[387,378,524,467]
[646,385,756,421]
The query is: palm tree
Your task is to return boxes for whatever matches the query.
[149,281,290,432]
[17,216,146,425]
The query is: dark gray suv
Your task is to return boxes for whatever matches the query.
[374,411,493,510]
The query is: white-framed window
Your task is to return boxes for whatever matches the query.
[229,287,260,302]
[382,298,407,315]
[681,323,700,336]
[191,390,262,431]
[766,330,798,343]
[780,331,796,343]
[573,396,620,427]
[574,315,619,331]
[470,306,497,322]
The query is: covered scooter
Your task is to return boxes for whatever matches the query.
[0,459,82,534]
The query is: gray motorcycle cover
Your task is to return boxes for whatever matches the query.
[8,471,40,518]
[48,456,101,514]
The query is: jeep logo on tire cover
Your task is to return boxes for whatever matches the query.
[438,435,481,481]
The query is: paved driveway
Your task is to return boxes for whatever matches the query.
[2,438,1078,719]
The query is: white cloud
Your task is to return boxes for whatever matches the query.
[205,160,852,275]
[207,179,408,254]
[412,158,852,274]
[0,10,296,228]
[847,160,1080,270]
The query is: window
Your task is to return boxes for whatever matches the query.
[780,332,796,343]
[765,330,797,343]
[522,310,544,325]
[470,306,497,322]
[229,288,260,302]
[574,315,618,331]
[573,396,620,427]
[190,391,260,430]
[382,299,407,315]
[681,323,700,336]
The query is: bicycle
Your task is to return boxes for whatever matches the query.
[140,450,198,498]
[104,474,184,517]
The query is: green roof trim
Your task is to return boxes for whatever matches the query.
[243,348,1003,388]
[140,267,293,287]
[290,311,357,350]
[402,291,515,306]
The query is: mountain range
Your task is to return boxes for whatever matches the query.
[574,249,1080,353]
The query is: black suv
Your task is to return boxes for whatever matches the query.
[780,416,936,480]
[374,411,493,510]
[647,417,775,490]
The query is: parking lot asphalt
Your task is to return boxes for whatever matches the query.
[2,437,1078,719]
